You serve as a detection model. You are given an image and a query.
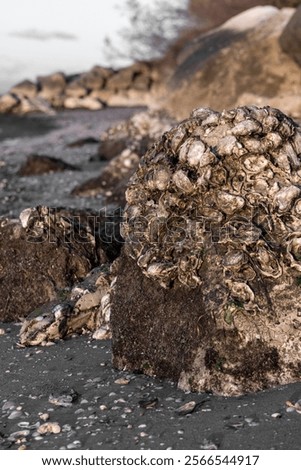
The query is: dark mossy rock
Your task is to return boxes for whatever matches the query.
[0,206,122,322]
[18,154,78,175]
[111,249,301,396]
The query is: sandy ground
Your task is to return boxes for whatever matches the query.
[0,108,301,450]
[1,323,301,450]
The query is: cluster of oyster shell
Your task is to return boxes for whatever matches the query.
[122,106,301,306]
[19,265,114,346]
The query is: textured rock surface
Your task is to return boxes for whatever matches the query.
[0,205,122,322]
[0,62,157,115]
[164,7,301,119]
[19,264,113,346]
[279,5,301,65]
[112,105,301,395]
[72,110,175,206]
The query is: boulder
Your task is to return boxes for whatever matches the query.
[164,7,301,119]
[0,207,101,322]
[279,5,301,65]
[0,93,19,113]
[106,63,151,91]
[72,111,175,205]
[37,72,66,101]
[14,97,56,115]
[65,80,87,98]
[63,96,103,110]
[10,79,37,98]
[111,105,301,396]
[18,154,79,176]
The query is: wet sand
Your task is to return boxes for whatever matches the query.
[0,323,301,450]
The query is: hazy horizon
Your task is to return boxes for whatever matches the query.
[0,0,188,93]
[0,0,132,93]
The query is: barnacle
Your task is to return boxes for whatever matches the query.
[122,106,301,298]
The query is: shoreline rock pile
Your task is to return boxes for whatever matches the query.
[0,62,158,115]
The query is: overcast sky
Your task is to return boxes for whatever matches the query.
[0,0,132,92]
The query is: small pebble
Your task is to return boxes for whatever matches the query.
[2,401,16,411]
[271,413,282,419]
[114,378,130,385]
[67,440,81,449]
[8,430,30,441]
[39,413,49,422]
[0,328,5,335]
[49,389,78,407]
[99,405,107,411]
[38,422,61,435]
[8,410,23,420]
[62,424,72,432]
[139,397,158,409]
[17,422,30,428]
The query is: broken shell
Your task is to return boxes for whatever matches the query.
[231,119,262,136]
[172,170,194,193]
[175,401,197,415]
[274,186,301,212]
[243,155,269,173]
[215,191,245,215]
[114,377,130,385]
[37,422,61,435]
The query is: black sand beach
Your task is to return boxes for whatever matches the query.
[0,108,301,450]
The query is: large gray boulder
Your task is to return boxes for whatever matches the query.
[164,6,301,119]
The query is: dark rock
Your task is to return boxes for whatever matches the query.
[37,72,66,102]
[106,63,151,92]
[10,80,37,98]
[0,94,19,113]
[18,154,79,175]
[66,137,99,148]
[0,206,107,322]
[279,5,301,66]
[98,136,129,161]
[111,251,208,382]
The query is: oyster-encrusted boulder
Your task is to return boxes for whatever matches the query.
[0,205,122,322]
[19,264,114,346]
[111,105,301,396]
[72,110,175,206]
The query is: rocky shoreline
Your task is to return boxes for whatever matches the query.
[1,3,301,450]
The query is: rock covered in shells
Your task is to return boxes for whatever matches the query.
[19,263,115,346]
[112,105,301,395]
[122,105,301,291]
[72,110,175,206]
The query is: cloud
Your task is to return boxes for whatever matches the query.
[9,29,77,41]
